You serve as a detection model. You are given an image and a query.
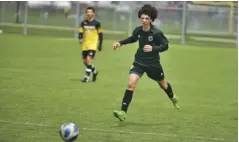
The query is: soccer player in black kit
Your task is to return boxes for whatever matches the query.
[112,4,180,122]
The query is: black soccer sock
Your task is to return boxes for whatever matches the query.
[163,82,174,99]
[121,89,133,113]
[85,65,91,78]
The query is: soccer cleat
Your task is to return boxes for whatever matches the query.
[170,95,180,109]
[113,110,127,122]
[81,77,89,83]
[92,71,98,82]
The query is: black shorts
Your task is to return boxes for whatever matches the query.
[82,50,96,59]
[129,62,165,81]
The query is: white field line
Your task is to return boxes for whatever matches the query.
[190,36,236,43]
[0,120,237,142]
[166,34,236,43]
[0,22,126,35]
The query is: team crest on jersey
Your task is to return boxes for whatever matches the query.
[148,36,153,41]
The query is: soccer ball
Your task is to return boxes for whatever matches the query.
[59,122,79,142]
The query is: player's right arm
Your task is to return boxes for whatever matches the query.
[78,22,84,44]
[113,27,138,49]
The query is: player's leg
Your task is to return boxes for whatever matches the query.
[84,50,98,82]
[87,50,98,82]
[122,74,140,111]
[113,74,141,121]
[82,49,98,82]
[86,43,99,82]
[113,63,144,122]
[81,51,91,82]
[146,64,180,109]
[158,79,180,109]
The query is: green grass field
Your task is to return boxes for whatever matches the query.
[0,34,237,142]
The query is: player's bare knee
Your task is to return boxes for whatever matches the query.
[85,60,90,65]
[87,56,93,63]
[158,80,168,90]
[83,59,87,65]
[127,80,136,90]
[127,74,140,90]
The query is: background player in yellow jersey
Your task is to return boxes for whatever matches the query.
[78,7,103,83]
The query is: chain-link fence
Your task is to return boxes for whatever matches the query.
[0,1,237,45]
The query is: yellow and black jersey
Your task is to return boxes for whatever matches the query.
[78,19,103,51]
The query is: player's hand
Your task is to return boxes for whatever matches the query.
[98,46,102,52]
[143,45,153,52]
[113,42,121,50]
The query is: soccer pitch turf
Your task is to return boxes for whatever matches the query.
[0,34,237,142]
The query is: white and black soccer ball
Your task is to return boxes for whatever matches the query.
[59,122,79,142]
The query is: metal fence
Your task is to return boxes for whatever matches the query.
[0,1,237,44]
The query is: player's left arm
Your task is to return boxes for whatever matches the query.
[78,22,84,43]
[96,22,103,51]
[152,32,169,52]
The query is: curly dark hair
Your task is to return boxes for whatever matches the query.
[138,4,158,22]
